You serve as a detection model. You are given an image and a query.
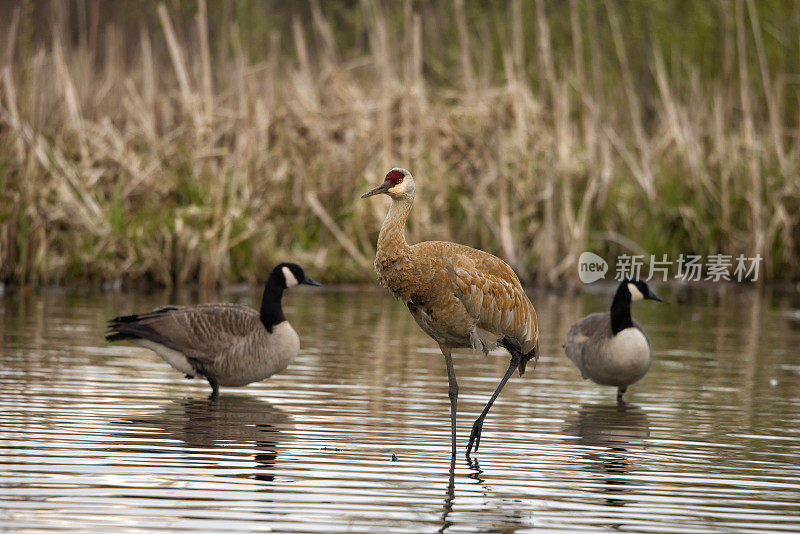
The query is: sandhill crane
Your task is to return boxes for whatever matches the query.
[563,279,661,402]
[361,168,539,456]
[106,263,321,399]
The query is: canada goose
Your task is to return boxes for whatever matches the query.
[563,280,661,402]
[361,168,539,457]
[106,263,321,398]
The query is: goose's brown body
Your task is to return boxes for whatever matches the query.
[564,313,651,387]
[106,262,320,398]
[108,304,299,387]
[562,280,661,402]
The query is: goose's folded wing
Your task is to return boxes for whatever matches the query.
[449,254,538,354]
[110,305,260,362]
[563,313,610,372]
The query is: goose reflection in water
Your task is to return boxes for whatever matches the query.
[113,395,291,482]
[567,403,650,507]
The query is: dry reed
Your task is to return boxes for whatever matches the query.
[0,1,797,288]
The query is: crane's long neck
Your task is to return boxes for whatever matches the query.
[377,196,413,259]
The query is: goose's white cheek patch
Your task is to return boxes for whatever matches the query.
[627,283,644,301]
[282,266,299,287]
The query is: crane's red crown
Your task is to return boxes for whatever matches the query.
[385,170,404,185]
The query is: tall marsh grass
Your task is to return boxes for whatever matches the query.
[0,0,798,288]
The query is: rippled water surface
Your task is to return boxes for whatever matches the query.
[1,284,800,532]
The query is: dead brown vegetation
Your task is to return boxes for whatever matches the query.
[0,1,797,288]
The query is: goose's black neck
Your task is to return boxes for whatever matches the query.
[610,283,633,335]
[259,272,286,332]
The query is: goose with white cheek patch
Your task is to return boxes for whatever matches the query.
[563,280,662,403]
[106,263,321,399]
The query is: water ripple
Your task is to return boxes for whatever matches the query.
[1,290,799,532]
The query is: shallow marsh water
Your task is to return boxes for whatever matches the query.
[1,284,799,532]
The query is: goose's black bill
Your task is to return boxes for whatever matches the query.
[646,291,663,302]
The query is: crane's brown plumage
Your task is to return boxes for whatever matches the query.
[377,240,539,373]
[362,168,539,456]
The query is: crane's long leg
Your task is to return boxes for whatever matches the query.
[466,352,520,457]
[441,345,458,458]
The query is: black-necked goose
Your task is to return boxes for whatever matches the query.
[563,280,662,402]
[106,263,321,398]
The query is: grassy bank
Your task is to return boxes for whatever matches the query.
[0,1,798,288]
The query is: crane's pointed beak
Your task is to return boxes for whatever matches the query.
[361,181,391,198]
